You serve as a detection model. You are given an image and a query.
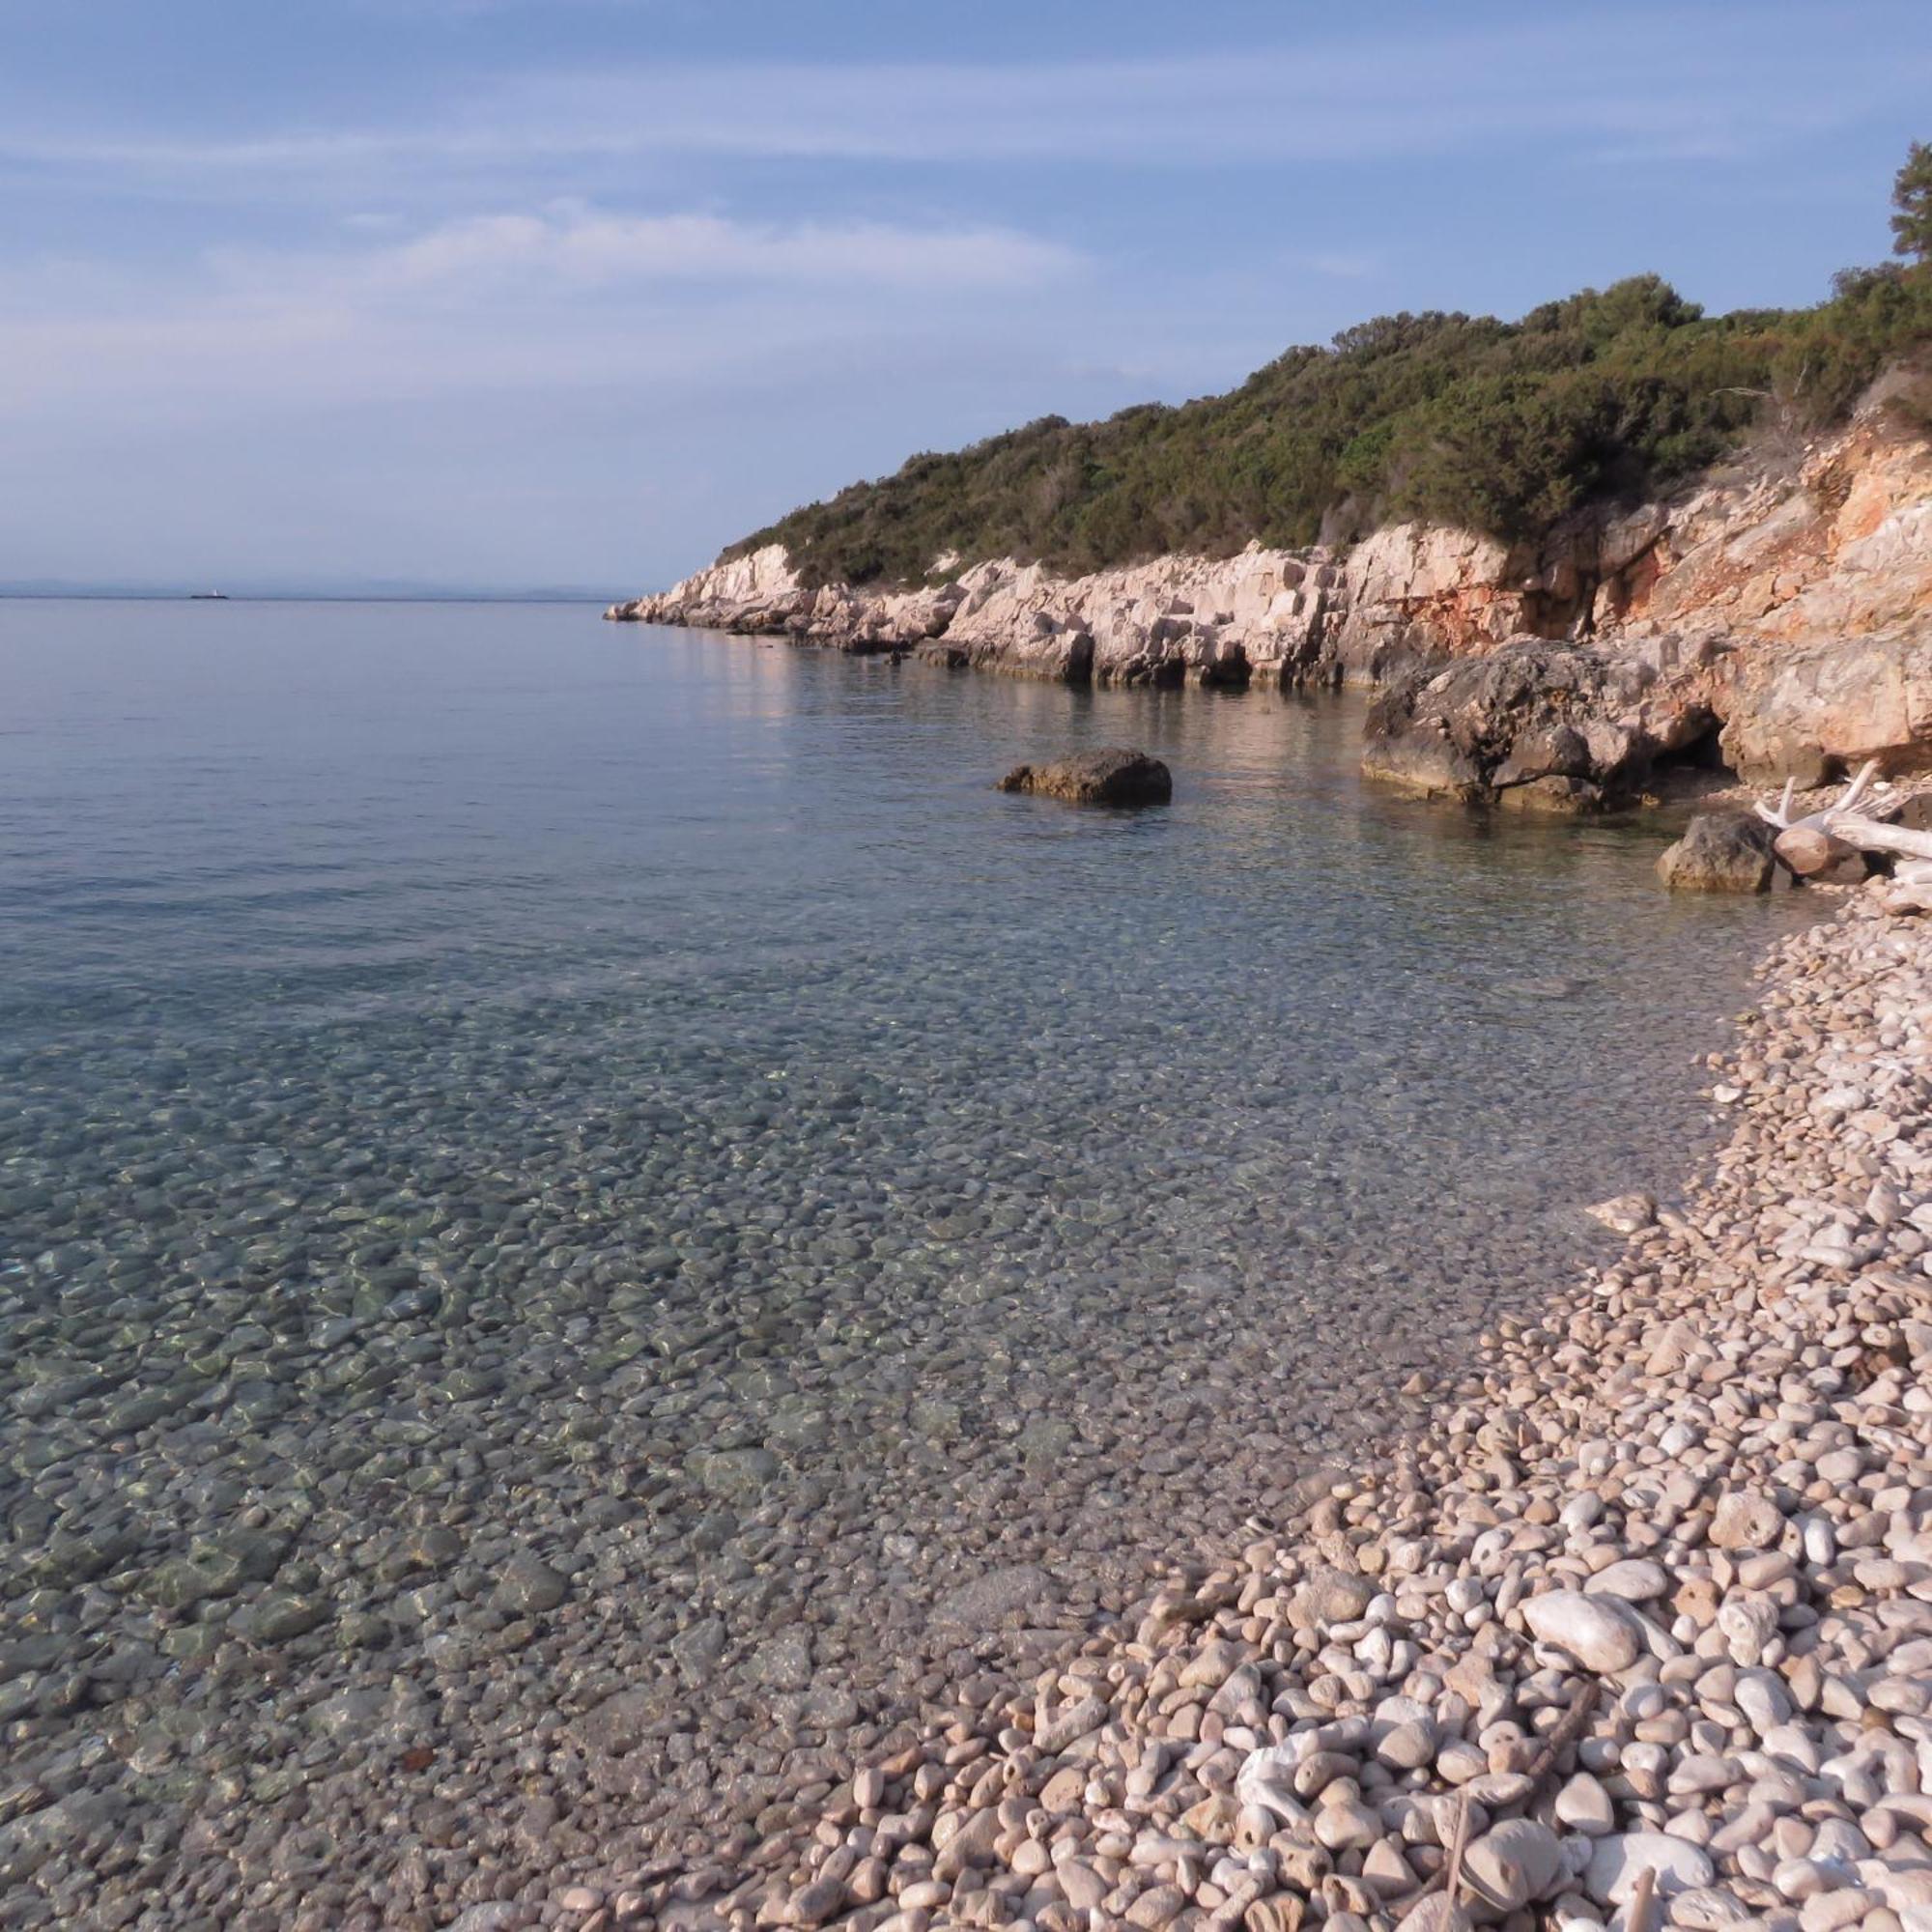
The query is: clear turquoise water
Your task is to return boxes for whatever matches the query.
[0,600,1809,1923]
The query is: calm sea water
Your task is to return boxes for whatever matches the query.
[0,600,1808,1923]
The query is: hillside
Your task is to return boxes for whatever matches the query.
[726,268,1931,589]
[619,156,1932,810]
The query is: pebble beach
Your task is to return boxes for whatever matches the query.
[6,19,1930,1929]
[617,883,1932,1932]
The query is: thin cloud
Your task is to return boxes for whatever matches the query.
[0,207,1083,420]
[0,1,1921,587]
[7,23,1924,196]
[323,207,1081,295]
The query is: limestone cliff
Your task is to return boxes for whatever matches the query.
[609,543,1340,688]
[610,409,1932,803]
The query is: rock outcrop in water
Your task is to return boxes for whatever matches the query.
[996,749,1173,807]
[612,543,1335,689]
[1359,639,1726,814]
[611,412,1932,806]
[1654,811,1782,893]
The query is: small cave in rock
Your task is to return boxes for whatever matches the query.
[1648,715,1736,802]
[1655,716,1731,774]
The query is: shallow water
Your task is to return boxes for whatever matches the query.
[0,601,1810,1925]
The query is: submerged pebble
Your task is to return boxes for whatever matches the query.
[687,890,1932,1932]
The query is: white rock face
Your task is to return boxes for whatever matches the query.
[617,526,1517,691]
[945,547,1339,687]
[1330,523,1520,673]
[611,541,1346,689]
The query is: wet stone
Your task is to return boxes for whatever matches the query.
[231,1594,329,1644]
[491,1552,567,1615]
[751,1633,814,1691]
[141,1558,216,1611]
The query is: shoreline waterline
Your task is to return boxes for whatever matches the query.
[640,886,1931,1932]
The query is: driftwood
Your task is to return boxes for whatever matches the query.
[1755,761,1932,878]
[1626,1866,1660,1932]
[1444,1786,1473,1903]
[1520,1677,1604,1782]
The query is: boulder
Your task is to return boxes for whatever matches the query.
[1395,1901,1473,1932]
[1586,1559,1670,1603]
[1710,1491,1784,1552]
[1235,1739,1312,1821]
[1361,641,1715,810]
[931,1562,1054,1627]
[931,1805,1001,1882]
[1656,812,1778,893]
[1583,1832,1716,1907]
[1293,1568,1378,1626]
[1721,629,1932,783]
[997,748,1172,807]
[1462,1818,1566,1914]
[1586,1191,1656,1235]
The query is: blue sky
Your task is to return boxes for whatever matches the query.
[2,0,1927,592]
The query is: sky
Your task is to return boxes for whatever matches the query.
[2,1,1928,594]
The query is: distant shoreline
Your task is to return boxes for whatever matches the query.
[0,591,619,606]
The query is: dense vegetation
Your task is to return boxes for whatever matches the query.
[728,156,1932,588]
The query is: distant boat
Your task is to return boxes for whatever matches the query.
[189,590,229,601]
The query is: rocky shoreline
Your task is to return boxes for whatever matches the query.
[611,417,1932,812]
[534,885,1932,1932]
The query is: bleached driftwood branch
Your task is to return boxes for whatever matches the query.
[1755,759,1932,877]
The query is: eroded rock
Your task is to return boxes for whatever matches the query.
[1361,641,1719,810]
[612,418,1932,795]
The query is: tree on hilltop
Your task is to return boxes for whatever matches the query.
[1893,140,1932,264]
